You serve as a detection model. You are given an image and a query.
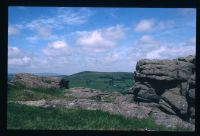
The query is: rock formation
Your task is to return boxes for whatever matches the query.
[11,73,69,89]
[131,55,195,125]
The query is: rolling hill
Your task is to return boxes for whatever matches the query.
[64,71,134,92]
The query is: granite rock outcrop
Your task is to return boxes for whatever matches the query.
[131,55,195,124]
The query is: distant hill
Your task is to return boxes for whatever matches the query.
[34,73,64,77]
[65,71,133,80]
[64,71,134,92]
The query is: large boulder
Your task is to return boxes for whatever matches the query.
[11,73,68,89]
[132,55,195,124]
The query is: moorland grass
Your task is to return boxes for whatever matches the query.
[7,103,192,131]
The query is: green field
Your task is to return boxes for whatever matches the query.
[64,71,134,92]
[7,102,191,131]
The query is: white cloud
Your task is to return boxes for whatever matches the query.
[8,26,19,35]
[25,21,53,41]
[49,41,67,49]
[133,35,160,52]
[134,19,175,32]
[9,56,31,66]
[8,47,31,66]
[156,20,175,31]
[57,8,91,25]
[43,41,70,56]
[139,35,158,44]
[145,46,167,59]
[77,30,115,48]
[8,47,21,58]
[134,19,155,32]
[143,36,195,60]
[37,27,52,38]
[8,35,196,74]
[76,25,126,52]
[11,8,92,42]
[25,8,91,30]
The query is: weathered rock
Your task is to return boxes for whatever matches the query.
[186,74,195,124]
[178,55,195,63]
[188,107,195,124]
[159,91,188,115]
[135,58,194,82]
[149,108,194,130]
[132,55,195,125]
[132,82,159,103]
[11,73,68,89]
[180,82,188,96]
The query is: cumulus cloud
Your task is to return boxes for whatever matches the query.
[8,26,19,35]
[76,25,126,52]
[43,41,70,56]
[8,47,31,66]
[49,41,67,49]
[134,19,155,32]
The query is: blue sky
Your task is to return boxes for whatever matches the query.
[8,7,196,75]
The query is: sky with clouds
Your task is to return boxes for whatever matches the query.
[8,7,196,75]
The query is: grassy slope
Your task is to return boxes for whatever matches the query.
[7,84,72,101]
[8,102,191,131]
[64,71,134,92]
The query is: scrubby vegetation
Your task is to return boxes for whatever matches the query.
[7,103,191,131]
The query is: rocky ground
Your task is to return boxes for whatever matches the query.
[14,87,194,130]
